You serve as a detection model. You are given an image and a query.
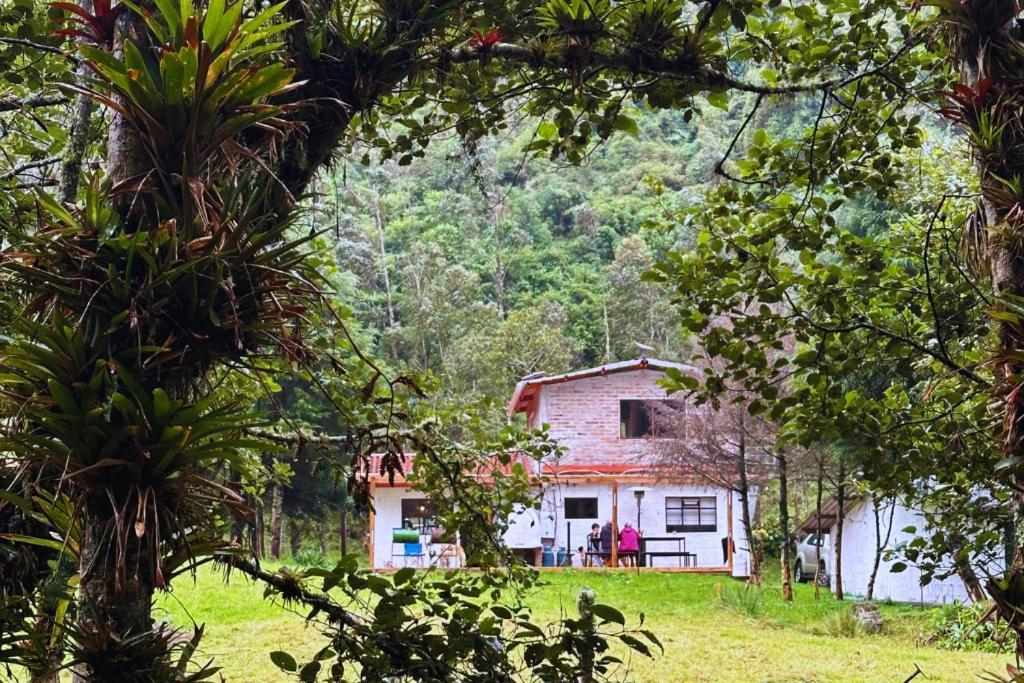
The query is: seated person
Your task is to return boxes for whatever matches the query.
[587,523,603,566]
[618,522,640,567]
[599,520,614,554]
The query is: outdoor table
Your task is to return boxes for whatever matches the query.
[637,536,689,568]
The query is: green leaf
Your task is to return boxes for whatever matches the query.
[394,566,415,585]
[612,114,638,135]
[619,633,652,657]
[706,90,729,111]
[269,651,297,672]
[589,603,625,625]
[793,350,817,367]
[299,661,321,682]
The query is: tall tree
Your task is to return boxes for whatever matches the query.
[651,397,772,585]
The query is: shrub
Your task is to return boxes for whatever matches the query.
[927,601,1009,653]
[293,547,331,568]
[716,582,763,619]
[822,608,860,638]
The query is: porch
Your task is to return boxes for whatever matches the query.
[368,471,753,577]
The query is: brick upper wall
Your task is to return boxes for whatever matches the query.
[527,369,674,466]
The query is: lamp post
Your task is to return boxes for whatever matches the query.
[628,486,650,568]
[628,486,650,530]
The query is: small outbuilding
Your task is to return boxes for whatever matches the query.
[798,495,994,604]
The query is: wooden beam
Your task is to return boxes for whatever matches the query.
[726,489,734,572]
[373,565,734,574]
[550,475,666,485]
[611,481,619,567]
[368,481,377,569]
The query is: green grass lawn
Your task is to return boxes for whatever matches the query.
[155,561,1010,682]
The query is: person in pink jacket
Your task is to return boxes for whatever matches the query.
[618,522,640,567]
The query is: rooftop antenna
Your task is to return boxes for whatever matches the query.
[633,341,655,359]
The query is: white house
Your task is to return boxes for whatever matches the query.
[800,495,995,604]
[367,358,758,577]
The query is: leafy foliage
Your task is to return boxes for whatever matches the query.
[249,555,661,682]
[928,601,1010,654]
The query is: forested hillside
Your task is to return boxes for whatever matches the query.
[325,101,817,408]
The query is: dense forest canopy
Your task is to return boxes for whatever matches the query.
[329,102,831,411]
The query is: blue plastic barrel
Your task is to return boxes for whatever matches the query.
[541,546,555,567]
[556,547,567,567]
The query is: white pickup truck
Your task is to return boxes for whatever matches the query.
[793,532,830,586]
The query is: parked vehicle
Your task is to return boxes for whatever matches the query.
[794,532,830,586]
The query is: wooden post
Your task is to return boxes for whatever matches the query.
[726,490,734,571]
[611,481,619,567]
[368,481,376,570]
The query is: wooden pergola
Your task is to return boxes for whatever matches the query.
[367,463,737,573]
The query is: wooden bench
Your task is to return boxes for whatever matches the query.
[643,551,696,568]
[584,550,640,566]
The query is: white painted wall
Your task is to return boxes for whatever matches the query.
[372,487,463,569]
[504,504,543,549]
[373,481,758,576]
[540,481,758,576]
[828,498,971,604]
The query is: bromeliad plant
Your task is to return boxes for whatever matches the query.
[1,317,262,586]
[0,0,316,676]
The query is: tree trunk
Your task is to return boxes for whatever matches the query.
[339,509,348,558]
[736,431,759,584]
[31,670,60,683]
[374,203,396,327]
[73,502,155,682]
[866,497,881,601]
[865,496,895,601]
[814,457,824,600]
[951,534,987,603]
[72,13,157,680]
[252,496,265,560]
[288,516,303,557]
[58,1,94,204]
[269,484,283,560]
[834,462,846,601]
[778,450,793,601]
[339,478,348,558]
[106,14,150,216]
[492,201,506,319]
[949,8,1024,654]
[315,519,326,553]
[602,301,612,363]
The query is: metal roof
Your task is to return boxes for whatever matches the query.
[505,357,697,417]
[795,493,866,533]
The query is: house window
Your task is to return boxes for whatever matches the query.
[401,498,436,533]
[620,400,653,438]
[564,497,599,519]
[618,401,684,438]
[665,496,716,533]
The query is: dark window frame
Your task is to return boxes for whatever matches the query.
[619,399,682,439]
[564,497,599,519]
[665,496,717,533]
[619,400,652,439]
[401,498,437,534]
